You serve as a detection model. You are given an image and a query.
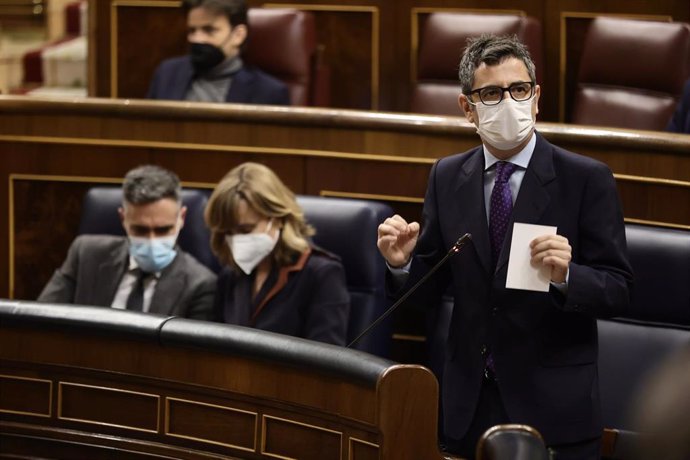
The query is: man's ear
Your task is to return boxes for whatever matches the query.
[178,205,188,229]
[534,84,541,116]
[118,206,128,232]
[231,24,248,47]
[458,94,475,124]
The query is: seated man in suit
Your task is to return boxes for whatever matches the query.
[147,0,290,105]
[667,78,690,134]
[38,165,216,319]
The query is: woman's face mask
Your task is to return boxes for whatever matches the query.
[226,219,279,275]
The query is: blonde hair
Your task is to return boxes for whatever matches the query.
[205,162,314,270]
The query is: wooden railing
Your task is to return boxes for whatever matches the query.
[0,300,444,459]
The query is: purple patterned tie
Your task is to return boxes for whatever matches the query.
[485,161,517,378]
[489,161,518,265]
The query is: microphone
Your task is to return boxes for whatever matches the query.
[347,233,472,349]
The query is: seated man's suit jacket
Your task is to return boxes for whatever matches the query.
[399,132,633,446]
[38,234,216,320]
[146,56,290,105]
[668,78,690,134]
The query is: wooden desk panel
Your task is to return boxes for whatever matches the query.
[0,303,443,459]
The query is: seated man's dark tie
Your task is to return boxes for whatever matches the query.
[126,270,149,312]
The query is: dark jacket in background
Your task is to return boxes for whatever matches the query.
[147,56,290,105]
[214,248,350,346]
[38,234,216,320]
[667,79,690,133]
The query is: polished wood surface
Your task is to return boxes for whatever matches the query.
[89,0,690,119]
[0,302,443,459]
[1,96,689,360]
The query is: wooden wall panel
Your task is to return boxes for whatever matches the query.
[350,438,379,460]
[12,179,91,301]
[166,398,257,451]
[59,382,160,432]
[0,375,52,417]
[262,415,342,459]
[112,1,187,99]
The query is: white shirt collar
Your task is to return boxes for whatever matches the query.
[482,131,536,171]
[127,256,162,278]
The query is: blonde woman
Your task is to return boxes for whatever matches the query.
[205,162,350,345]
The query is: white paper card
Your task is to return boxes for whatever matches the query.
[506,222,557,292]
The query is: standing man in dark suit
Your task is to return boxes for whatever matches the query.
[38,165,216,320]
[147,0,290,105]
[667,78,690,133]
[377,35,632,459]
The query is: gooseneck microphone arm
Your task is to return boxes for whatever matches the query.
[347,233,472,349]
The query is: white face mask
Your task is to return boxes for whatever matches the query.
[474,96,536,151]
[225,220,278,275]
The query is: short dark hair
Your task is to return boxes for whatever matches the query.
[458,34,536,95]
[182,0,247,27]
[122,165,181,205]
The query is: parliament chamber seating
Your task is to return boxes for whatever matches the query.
[427,223,690,459]
[78,187,393,356]
[20,0,86,95]
[475,424,550,460]
[571,16,690,131]
[597,223,690,459]
[411,12,543,116]
[296,196,394,356]
[246,8,330,107]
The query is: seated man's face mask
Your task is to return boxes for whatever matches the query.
[190,41,227,73]
[129,233,179,273]
[121,200,183,273]
[187,8,243,74]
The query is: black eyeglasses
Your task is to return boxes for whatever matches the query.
[467,81,535,106]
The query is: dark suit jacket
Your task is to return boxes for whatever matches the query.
[402,132,633,445]
[38,235,216,320]
[146,56,290,105]
[214,248,350,346]
[668,78,690,133]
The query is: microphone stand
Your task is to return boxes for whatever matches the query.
[347,233,472,349]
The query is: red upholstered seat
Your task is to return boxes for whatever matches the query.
[245,8,330,107]
[572,17,690,131]
[411,13,543,116]
[21,0,84,86]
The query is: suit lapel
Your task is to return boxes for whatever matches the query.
[495,133,556,273]
[452,150,492,274]
[174,59,195,100]
[226,68,254,103]
[94,240,128,306]
[150,253,186,316]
